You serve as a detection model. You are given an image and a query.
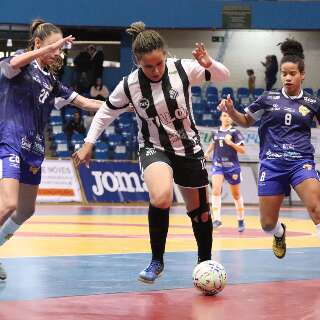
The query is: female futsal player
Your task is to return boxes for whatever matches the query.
[205,112,246,232]
[0,19,103,280]
[73,21,230,283]
[219,39,320,259]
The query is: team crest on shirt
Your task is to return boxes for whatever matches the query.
[298,105,310,116]
[139,98,150,109]
[29,166,40,175]
[169,88,179,99]
[303,164,312,170]
[232,174,238,180]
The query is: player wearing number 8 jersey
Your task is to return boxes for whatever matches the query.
[0,19,103,280]
[219,38,320,259]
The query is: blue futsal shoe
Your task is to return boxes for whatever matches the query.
[212,220,222,229]
[238,220,245,232]
[138,260,164,283]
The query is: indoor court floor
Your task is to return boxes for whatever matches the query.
[0,204,319,320]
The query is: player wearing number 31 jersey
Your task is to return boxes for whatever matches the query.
[219,38,320,260]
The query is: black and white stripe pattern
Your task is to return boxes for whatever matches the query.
[122,58,208,158]
[85,57,220,158]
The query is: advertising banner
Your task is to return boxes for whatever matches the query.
[78,161,149,202]
[37,159,82,202]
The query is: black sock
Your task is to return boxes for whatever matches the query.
[148,204,170,264]
[191,215,213,262]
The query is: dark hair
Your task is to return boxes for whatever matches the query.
[247,69,254,75]
[28,19,63,74]
[126,21,166,61]
[279,38,304,72]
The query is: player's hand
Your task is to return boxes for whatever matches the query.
[72,142,93,168]
[224,134,233,145]
[192,42,212,68]
[49,35,75,53]
[204,152,210,161]
[218,94,235,114]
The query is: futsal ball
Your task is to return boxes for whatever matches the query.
[192,260,227,295]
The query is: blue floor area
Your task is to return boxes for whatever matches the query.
[36,205,310,219]
[1,248,320,301]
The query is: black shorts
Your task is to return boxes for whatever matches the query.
[139,147,209,188]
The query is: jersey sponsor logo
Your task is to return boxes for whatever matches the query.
[267,95,280,100]
[139,98,150,109]
[304,96,316,104]
[169,88,179,99]
[283,107,295,113]
[145,148,157,157]
[298,105,310,116]
[21,137,32,151]
[303,163,312,170]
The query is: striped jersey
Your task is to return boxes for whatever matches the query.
[85,57,229,159]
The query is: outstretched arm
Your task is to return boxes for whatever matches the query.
[219,95,255,128]
[72,95,103,112]
[10,35,74,69]
[192,42,230,82]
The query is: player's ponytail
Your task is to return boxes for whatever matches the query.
[279,38,305,72]
[126,21,166,62]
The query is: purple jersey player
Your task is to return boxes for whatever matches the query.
[205,112,246,232]
[219,39,320,259]
[0,19,103,280]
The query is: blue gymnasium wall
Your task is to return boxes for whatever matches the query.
[3,0,320,90]
[2,1,320,29]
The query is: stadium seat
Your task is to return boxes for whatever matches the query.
[70,132,85,150]
[191,86,202,104]
[221,87,235,100]
[237,87,250,105]
[253,88,264,99]
[113,145,128,160]
[49,115,63,126]
[206,86,218,98]
[95,149,109,160]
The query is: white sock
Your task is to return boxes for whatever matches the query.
[212,195,221,221]
[0,217,21,246]
[233,196,245,220]
[316,223,320,239]
[263,221,284,238]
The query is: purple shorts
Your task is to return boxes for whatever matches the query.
[211,165,242,185]
[0,144,41,185]
[258,160,319,196]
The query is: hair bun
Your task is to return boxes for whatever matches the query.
[126,21,146,39]
[279,38,304,59]
[30,19,45,35]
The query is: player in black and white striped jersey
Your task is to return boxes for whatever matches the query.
[73,21,230,283]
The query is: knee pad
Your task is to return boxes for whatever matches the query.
[187,187,211,222]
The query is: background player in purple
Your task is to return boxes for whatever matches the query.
[219,39,320,259]
[0,19,103,280]
[205,112,246,232]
